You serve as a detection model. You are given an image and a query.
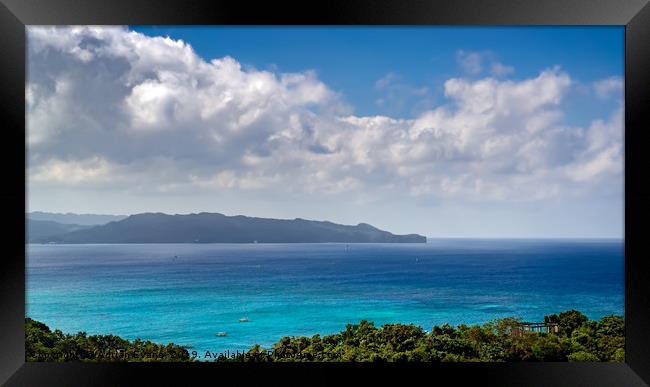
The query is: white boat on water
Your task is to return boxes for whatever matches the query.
[215,332,227,337]
[239,317,250,322]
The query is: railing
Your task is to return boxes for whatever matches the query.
[510,322,559,335]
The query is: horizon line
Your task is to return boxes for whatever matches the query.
[26,210,624,240]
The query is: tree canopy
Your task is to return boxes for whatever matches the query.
[25,318,191,362]
[25,310,624,363]
[226,311,624,362]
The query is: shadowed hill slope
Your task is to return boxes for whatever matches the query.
[33,212,426,243]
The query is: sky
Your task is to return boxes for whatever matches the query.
[26,26,624,238]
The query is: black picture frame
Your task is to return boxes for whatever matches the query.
[1,0,649,385]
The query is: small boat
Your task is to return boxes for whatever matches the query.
[215,332,227,337]
[239,317,250,323]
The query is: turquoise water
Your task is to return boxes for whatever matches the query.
[26,240,623,356]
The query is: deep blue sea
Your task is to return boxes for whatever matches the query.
[26,240,623,356]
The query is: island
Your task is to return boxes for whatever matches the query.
[27,212,427,244]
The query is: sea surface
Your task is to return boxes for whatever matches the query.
[26,240,623,357]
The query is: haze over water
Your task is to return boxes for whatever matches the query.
[26,239,623,356]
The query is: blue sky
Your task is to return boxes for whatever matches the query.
[27,26,624,237]
[132,26,623,124]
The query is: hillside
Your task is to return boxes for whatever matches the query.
[28,211,127,226]
[27,219,91,243]
[31,212,426,244]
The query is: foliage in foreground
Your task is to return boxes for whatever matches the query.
[26,310,624,362]
[228,310,624,362]
[25,318,191,362]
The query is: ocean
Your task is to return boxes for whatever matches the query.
[26,239,624,357]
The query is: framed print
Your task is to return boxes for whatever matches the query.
[1,0,649,385]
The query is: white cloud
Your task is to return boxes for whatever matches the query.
[457,50,515,77]
[491,62,515,76]
[593,76,624,100]
[565,143,622,182]
[375,72,401,89]
[457,50,483,75]
[564,106,623,182]
[27,27,623,205]
[373,72,432,116]
[30,156,121,186]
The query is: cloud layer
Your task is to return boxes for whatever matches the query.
[27,27,623,205]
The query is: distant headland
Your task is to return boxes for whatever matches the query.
[26,212,426,244]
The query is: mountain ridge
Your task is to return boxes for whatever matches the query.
[29,212,426,244]
[27,211,128,226]
[27,219,92,242]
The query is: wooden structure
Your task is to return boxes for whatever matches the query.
[510,322,559,336]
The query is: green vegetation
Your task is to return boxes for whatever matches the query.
[228,310,624,362]
[26,310,624,362]
[25,318,191,362]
